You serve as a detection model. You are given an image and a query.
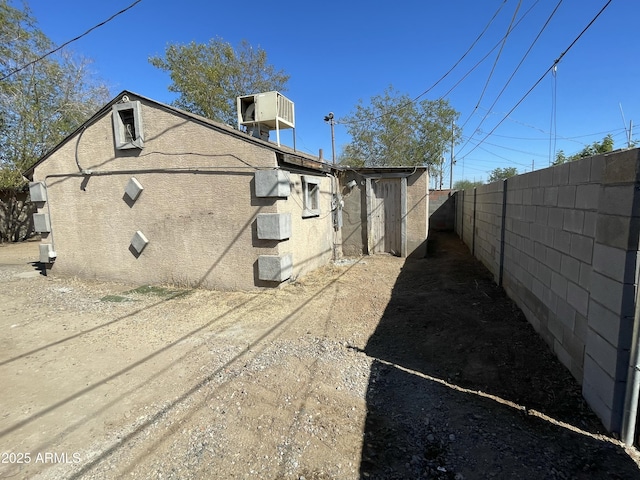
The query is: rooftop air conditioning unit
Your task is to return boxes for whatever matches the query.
[237,91,295,146]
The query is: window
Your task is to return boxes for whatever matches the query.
[112,100,144,150]
[302,176,321,218]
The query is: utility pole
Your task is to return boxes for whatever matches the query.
[532,159,534,172]
[324,112,336,165]
[449,120,455,190]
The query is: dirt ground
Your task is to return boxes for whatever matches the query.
[0,231,639,480]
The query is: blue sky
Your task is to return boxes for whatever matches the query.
[24,0,640,186]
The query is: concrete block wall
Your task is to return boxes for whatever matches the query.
[454,148,640,434]
[474,181,504,283]
[429,189,455,231]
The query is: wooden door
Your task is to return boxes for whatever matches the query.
[371,179,401,255]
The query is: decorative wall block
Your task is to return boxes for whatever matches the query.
[256,213,292,240]
[125,177,144,202]
[39,244,56,263]
[255,170,290,198]
[258,253,293,282]
[130,230,149,255]
[29,182,47,202]
[33,213,51,233]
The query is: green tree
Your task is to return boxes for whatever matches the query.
[340,85,460,168]
[453,179,484,190]
[0,0,109,187]
[149,38,290,126]
[488,167,518,183]
[553,134,614,165]
[0,0,108,241]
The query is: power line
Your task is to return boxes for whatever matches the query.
[460,0,522,130]
[0,0,143,82]
[485,127,626,141]
[408,0,508,105]
[472,138,549,158]
[461,0,613,160]
[437,0,541,102]
[459,0,563,156]
[337,0,524,127]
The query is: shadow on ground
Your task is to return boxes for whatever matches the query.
[359,230,639,479]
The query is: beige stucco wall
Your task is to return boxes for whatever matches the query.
[32,98,296,290]
[276,172,334,280]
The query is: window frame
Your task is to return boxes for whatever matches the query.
[302,176,321,218]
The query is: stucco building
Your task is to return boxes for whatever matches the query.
[25,91,429,290]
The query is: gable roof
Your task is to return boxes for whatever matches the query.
[24,90,331,178]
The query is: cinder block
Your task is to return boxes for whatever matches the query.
[547,314,564,341]
[583,211,597,238]
[583,353,616,410]
[545,250,560,275]
[575,184,600,210]
[256,213,291,240]
[553,163,570,186]
[38,244,56,263]
[255,170,290,198]
[582,373,615,430]
[553,338,572,370]
[531,276,544,300]
[570,234,593,264]
[585,330,618,379]
[557,185,576,208]
[29,182,47,202]
[560,255,580,283]
[598,185,635,216]
[529,172,541,188]
[548,208,564,229]
[540,167,553,187]
[590,154,606,183]
[602,151,640,185]
[569,158,592,184]
[592,243,626,283]
[579,262,591,290]
[258,253,293,282]
[556,297,576,329]
[535,206,548,225]
[588,299,622,347]
[130,231,149,255]
[589,271,623,315]
[567,281,589,317]
[531,188,544,206]
[595,214,630,250]
[33,213,51,233]
[554,230,572,255]
[124,177,144,202]
[543,187,558,206]
[574,312,588,343]
[563,209,584,234]
[551,271,568,300]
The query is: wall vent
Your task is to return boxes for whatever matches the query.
[112,100,144,150]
